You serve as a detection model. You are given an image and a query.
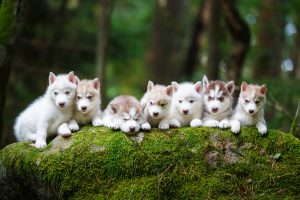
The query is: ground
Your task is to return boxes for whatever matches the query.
[0,126,300,199]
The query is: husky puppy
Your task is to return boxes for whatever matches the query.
[68,78,103,131]
[14,71,77,148]
[167,81,203,128]
[231,82,267,135]
[103,95,151,134]
[202,75,235,128]
[140,81,173,129]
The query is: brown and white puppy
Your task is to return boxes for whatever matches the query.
[103,95,151,134]
[230,82,267,135]
[140,81,173,129]
[68,78,102,131]
[202,75,235,128]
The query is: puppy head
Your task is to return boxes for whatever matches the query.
[172,81,202,117]
[239,82,267,115]
[76,78,101,113]
[48,71,78,109]
[146,81,172,119]
[202,76,234,115]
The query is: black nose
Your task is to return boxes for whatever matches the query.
[183,110,189,114]
[59,102,65,107]
[129,127,135,132]
[153,112,159,117]
[212,108,218,113]
[81,106,87,111]
[249,110,254,114]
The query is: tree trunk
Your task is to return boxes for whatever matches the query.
[145,0,187,84]
[0,0,29,148]
[182,0,206,79]
[290,12,300,78]
[220,0,250,82]
[253,0,286,78]
[205,0,221,80]
[95,0,114,108]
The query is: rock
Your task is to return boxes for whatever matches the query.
[0,126,300,199]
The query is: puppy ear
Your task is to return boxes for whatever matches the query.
[202,75,209,89]
[75,76,80,85]
[67,71,76,84]
[171,82,179,93]
[110,104,118,114]
[165,85,173,96]
[49,72,56,85]
[194,81,202,94]
[92,78,100,90]
[260,84,267,95]
[241,81,247,92]
[226,81,235,95]
[147,80,154,92]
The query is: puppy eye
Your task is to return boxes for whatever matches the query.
[255,100,260,104]
[123,118,128,121]
[87,96,93,100]
[160,103,166,107]
[179,100,183,103]
[245,99,250,103]
[189,100,194,104]
[150,101,154,105]
[77,96,81,100]
[65,91,70,95]
[208,96,213,101]
[218,97,224,102]
[54,92,58,96]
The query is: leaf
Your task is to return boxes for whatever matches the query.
[273,153,281,160]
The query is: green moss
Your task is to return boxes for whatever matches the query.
[1,127,300,199]
[0,0,16,43]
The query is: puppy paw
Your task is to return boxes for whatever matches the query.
[69,122,79,132]
[35,140,47,148]
[58,124,72,137]
[219,119,230,129]
[257,124,267,135]
[141,122,151,131]
[169,119,180,128]
[230,120,240,134]
[107,122,119,130]
[190,119,202,127]
[204,120,219,127]
[159,123,169,130]
[92,118,103,127]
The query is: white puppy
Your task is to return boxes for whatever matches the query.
[166,81,203,128]
[231,82,267,135]
[14,71,77,148]
[103,95,151,134]
[140,81,172,129]
[68,78,103,131]
[202,75,235,128]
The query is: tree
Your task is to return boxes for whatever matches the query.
[0,0,29,148]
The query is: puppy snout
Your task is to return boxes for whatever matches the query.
[153,112,159,117]
[129,126,136,132]
[249,109,254,114]
[81,106,87,111]
[59,102,65,107]
[212,108,218,113]
[183,109,189,115]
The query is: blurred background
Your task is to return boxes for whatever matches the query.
[0,0,299,148]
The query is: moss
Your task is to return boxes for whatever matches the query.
[1,127,300,199]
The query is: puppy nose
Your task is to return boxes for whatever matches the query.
[212,108,218,113]
[153,112,159,117]
[249,110,254,114]
[129,126,135,132]
[59,102,65,107]
[81,106,87,111]
[183,109,189,114]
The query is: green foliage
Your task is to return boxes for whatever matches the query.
[1,127,300,199]
[0,0,16,43]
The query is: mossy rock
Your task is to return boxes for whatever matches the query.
[0,127,300,199]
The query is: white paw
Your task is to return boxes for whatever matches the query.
[230,120,240,134]
[169,119,180,128]
[107,122,119,130]
[159,123,169,130]
[219,119,230,129]
[190,119,202,127]
[141,122,151,131]
[258,125,267,135]
[58,126,72,137]
[35,140,47,148]
[92,118,103,127]
[204,120,219,127]
[69,123,79,132]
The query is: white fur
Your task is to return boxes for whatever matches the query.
[14,72,77,148]
[165,82,203,128]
